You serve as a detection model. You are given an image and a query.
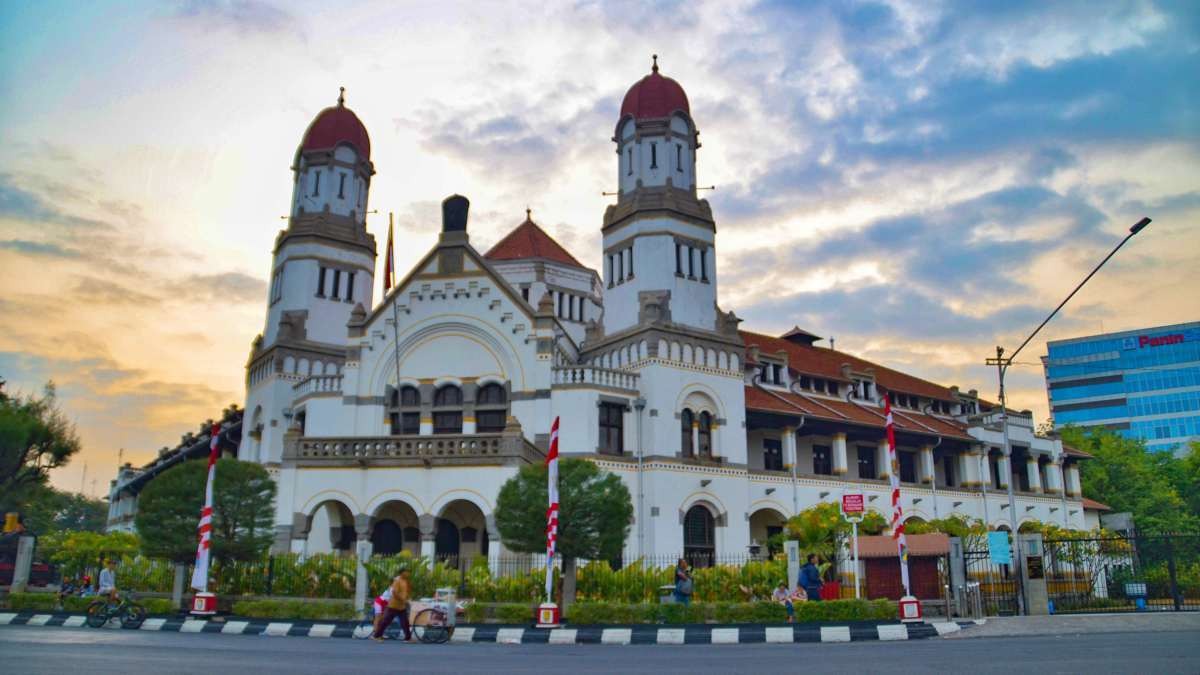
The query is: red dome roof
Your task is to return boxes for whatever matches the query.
[300,89,371,160]
[620,57,690,120]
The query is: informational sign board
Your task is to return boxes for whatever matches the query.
[1026,555,1044,580]
[988,531,1012,566]
[841,493,865,522]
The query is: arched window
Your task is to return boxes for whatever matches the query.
[680,409,694,457]
[476,383,507,433]
[683,505,716,568]
[698,411,713,458]
[433,385,463,434]
[389,385,421,435]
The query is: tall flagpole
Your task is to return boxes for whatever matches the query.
[885,395,911,596]
[191,424,220,593]
[386,214,402,415]
[545,417,560,603]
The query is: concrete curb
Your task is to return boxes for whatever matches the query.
[0,611,980,644]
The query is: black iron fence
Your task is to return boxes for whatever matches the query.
[1043,532,1200,613]
[962,546,1019,616]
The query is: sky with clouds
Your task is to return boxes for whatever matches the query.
[1,0,1197,497]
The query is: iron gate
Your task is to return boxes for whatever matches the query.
[1043,533,1199,613]
[962,546,1019,616]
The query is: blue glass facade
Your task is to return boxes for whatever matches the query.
[1044,322,1200,456]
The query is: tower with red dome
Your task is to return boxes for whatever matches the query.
[242,89,378,466]
[601,56,721,337]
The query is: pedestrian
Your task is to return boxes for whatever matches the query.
[799,554,823,601]
[673,558,693,606]
[371,585,394,637]
[771,581,804,623]
[371,568,412,642]
[57,577,78,607]
[98,559,119,604]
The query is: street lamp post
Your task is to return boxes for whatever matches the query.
[986,216,1150,616]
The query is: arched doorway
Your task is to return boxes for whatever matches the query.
[306,500,355,555]
[749,508,786,556]
[683,504,716,567]
[435,500,488,566]
[371,500,420,556]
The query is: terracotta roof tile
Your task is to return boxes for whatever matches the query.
[857,533,950,558]
[741,330,961,402]
[484,214,585,268]
[744,386,973,441]
[1081,498,1111,511]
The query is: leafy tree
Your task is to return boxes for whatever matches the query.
[1062,427,1199,532]
[778,502,888,577]
[40,530,139,577]
[905,514,989,550]
[135,458,276,564]
[0,383,82,515]
[494,458,632,610]
[1162,442,1200,522]
[21,487,107,534]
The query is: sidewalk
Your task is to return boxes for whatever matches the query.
[0,611,974,644]
[944,612,1200,639]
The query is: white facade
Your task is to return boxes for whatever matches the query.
[240,70,1094,563]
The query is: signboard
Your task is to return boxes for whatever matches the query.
[1025,555,1044,580]
[842,493,865,519]
[1123,328,1200,350]
[988,531,1012,566]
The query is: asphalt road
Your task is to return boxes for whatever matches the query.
[1,625,1197,674]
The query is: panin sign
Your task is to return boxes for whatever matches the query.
[1123,328,1200,350]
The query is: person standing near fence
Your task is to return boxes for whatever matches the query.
[799,554,823,602]
[372,568,412,642]
[673,558,693,605]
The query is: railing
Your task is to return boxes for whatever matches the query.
[293,374,343,399]
[284,432,544,467]
[552,366,639,391]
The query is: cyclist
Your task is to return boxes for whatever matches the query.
[97,559,119,604]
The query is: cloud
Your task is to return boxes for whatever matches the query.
[0,174,112,231]
[171,0,300,35]
[0,239,83,259]
[168,272,267,304]
[70,276,161,306]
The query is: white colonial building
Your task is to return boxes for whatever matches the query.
[239,63,1099,564]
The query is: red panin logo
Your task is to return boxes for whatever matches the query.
[1139,333,1184,348]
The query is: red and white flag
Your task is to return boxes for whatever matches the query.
[544,416,560,602]
[190,424,220,592]
[383,214,396,294]
[884,394,911,595]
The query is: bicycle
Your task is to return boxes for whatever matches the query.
[85,595,147,629]
[411,605,452,644]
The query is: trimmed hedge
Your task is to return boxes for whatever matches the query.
[232,598,356,621]
[6,593,59,611]
[568,599,896,625]
[494,603,534,624]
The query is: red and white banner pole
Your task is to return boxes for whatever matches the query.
[190,424,220,614]
[537,417,561,627]
[886,395,922,621]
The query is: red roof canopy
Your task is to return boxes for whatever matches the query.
[858,533,950,558]
[300,92,371,159]
[484,214,585,268]
[620,59,690,120]
[1081,498,1111,512]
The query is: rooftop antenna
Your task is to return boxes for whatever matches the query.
[337,86,345,107]
[830,336,836,350]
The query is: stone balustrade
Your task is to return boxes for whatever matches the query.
[293,374,343,400]
[283,431,543,468]
[552,365,639,391]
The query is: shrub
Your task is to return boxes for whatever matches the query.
[6,593,59,611]
[62,596,95,612]
[494,603,535,624]
[142,598,176,615]
[463,601,486,624]
[563,599,893,624]
[232,598,356,621]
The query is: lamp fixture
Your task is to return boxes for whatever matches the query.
[765,488,776,495]
[700,479,712,488]
[819,491,830,499]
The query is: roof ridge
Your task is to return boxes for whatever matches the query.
[484,217,585,268]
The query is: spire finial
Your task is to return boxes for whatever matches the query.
[337,86,345,107]
[651,54,658,73]
[525,206,532,221]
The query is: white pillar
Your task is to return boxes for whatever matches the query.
[1027,457,1043,493]
[978,450,992,488]
[1065,464,1081,497]
[355,539,373,619]
[782,428,797,470]
[962,449,981,487]
[997,454,1011,489]
[10,535,35,593]
[876,439,891,479]
[462,417,477,434]
[420,416,433,435]
[1044,459,1063,494]
[832,433,848,476]
[691,422,700,458]
[919,445,935,484]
